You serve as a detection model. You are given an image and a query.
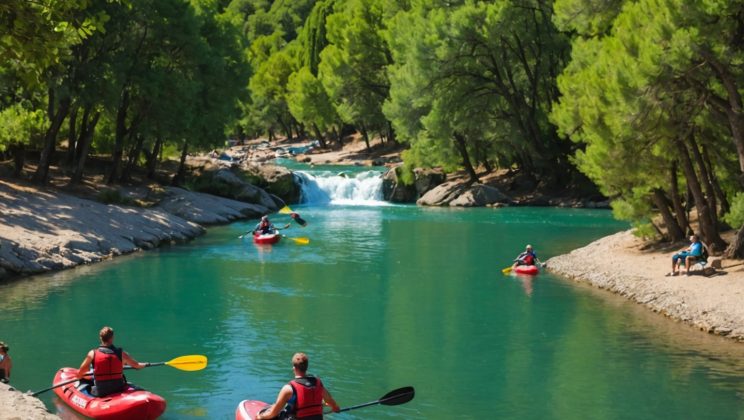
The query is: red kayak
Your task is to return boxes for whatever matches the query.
[235,400,270,420]
[253,231,281,245]
[513,265,539,275]
[53,367,166,420]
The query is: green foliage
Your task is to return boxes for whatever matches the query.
[724,193,744,228]
[319,0,396,133]
[552,0,744,238]
[0,104,46,151]
[385,1,571,178]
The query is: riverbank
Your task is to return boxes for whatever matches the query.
[0,383,58,420]
[547,230,744,342]
[0,180,270,281]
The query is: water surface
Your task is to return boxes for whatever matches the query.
[2,205,744,419]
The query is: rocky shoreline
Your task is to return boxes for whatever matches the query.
[0,180,273,282]
[0,383,59,420]
[547,230,744,342]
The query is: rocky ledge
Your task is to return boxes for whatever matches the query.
[0,181,271,282]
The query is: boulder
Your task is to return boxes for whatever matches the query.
[417,181,470,206]
[191,168,280,210]
[413,168,446,197]
[245,164,300,205]
[382,167,417,203]
[449,184,513,207]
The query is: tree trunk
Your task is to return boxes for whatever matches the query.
[702,145,730,216]
[360,123,371,152]
[121,133,145,183]
[34,92,71,184]
[725,225,744,259]
[66,105,78,167]
[146,136,163,179]
[70,108,101,185]
[669,161,690,235]
[387,120,397,144]
[688,133,719,227]
[9,143,25,177]
[651,188,685,241]
[704,53,744,181]
[312,123,327,148]
[333,126,342,147]
[676,136,726,251]
[171,140,189,186]
[108,90,130,184]
[453,132,479,184]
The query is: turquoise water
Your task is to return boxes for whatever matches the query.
[2,206,744,419]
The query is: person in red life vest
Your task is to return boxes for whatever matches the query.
[511,244,542,269]
[0,341,11,383]
[256,352,340,420]
[75,326,145,397]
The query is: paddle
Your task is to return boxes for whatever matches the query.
[327,386,415,414]
[502,266,513,275]
[282,235,310,245]
[278,205,307,226]
[31,355,208,396]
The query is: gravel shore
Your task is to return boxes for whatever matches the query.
[547,230,744,341]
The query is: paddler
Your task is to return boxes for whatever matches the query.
[255,352,340,420]
[76,326,145,397]
[252,215,290,235]
[511,244,542,269]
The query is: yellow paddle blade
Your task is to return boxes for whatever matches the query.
[502,267,513,275]
[290,237,310,245]
[165,355,208,371]
[279,205,293,214]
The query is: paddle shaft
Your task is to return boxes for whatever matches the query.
[328,386,415,414]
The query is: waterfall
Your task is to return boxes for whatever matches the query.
[294,170,387,206]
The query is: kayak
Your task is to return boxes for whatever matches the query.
[235,400,270,420]
[253,231,281,245]
[513,265,539,275]
[52,367,166,420]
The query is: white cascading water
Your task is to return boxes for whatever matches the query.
[294,170,387,206]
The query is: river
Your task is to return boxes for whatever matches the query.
[1,165,744,419]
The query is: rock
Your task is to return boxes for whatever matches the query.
[157,187,268,224]
[192,168,280,210]
[710,258,722,269]
[449,184,513,207]
[417,181,470,206]
[240,164,300,205]
[413,168,446,197]
[382,167,417,203]
[0,382,60,419]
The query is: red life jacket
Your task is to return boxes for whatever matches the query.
[289,377,325,418]
[93,346,123,382]
[519,252,535,265]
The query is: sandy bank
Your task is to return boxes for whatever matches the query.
[0,383,58,420]
[547,230,744,341]
[0,180,269,281]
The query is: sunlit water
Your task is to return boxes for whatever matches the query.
[2,184,744,419]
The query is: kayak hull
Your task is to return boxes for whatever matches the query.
[53,368,166,420]
[253,232,281,245]
[235,400,270,420]
[513,265,539,275]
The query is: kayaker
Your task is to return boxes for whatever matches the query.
[76,326,145,397]
[512,244,541,269]
[0,341,11,383]
[252,215,290,235]
[255,352,340,420]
